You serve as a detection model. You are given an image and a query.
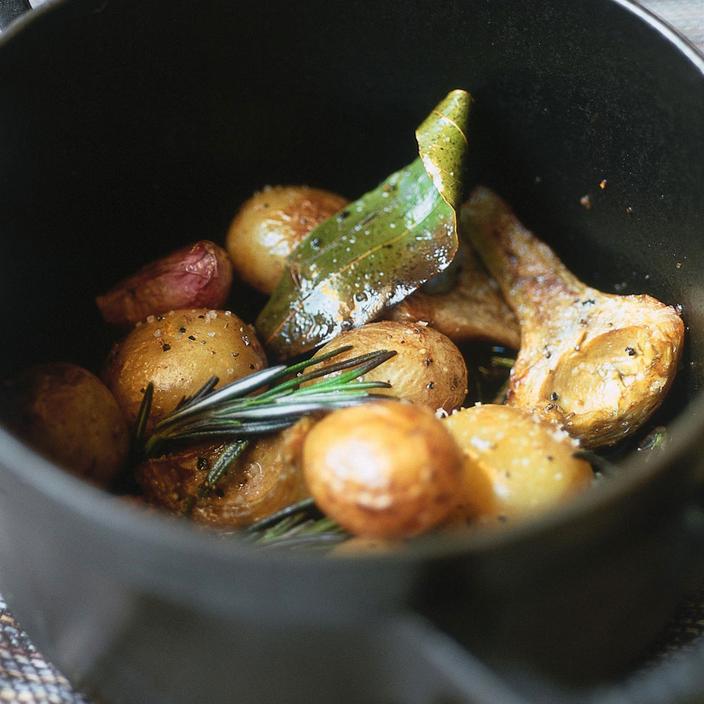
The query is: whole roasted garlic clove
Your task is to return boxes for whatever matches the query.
[387,242,521,349]
[463,187,684,447]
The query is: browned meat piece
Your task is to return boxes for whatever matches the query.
[463,186,684,447]
[387,242,520,349]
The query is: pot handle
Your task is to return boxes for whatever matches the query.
[390,608,704,704]
[0,0,31,31]
[382,614,533,704]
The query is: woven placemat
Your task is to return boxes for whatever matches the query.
[0,597,89,703]
[1,1,703,702]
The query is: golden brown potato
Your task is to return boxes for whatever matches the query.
[1,363,129,486]
[136,418,312,528]
[312,321,468,412]
[104,308,266,427]
[96,240,233,327]
[226,185,348,294]
[443,404,593,525]
[388,243,520,349]
[463,187,684,447]
[303,401,463,538]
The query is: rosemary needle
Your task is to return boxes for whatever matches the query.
[144,347,396,456]
[139,347,397,494]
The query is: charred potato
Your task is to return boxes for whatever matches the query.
[444,404,593,525]
[312,321,468,411]
[1,363,129,486]
[137,418,312,528]
[226,185,348,294]
[303,401,463,538]
[104,308,266,427]
[96,240,233,327]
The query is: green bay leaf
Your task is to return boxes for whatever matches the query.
[256,89,472,360]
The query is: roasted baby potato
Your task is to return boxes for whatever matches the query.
[226,185,348,294]
[303,401,463,538]
[1,363,129,486]
[136,418,312,528]
[388,243,520,349]
[312,321,468,411]
[443,404,593,525]
[104,308,266,427]
[96,240,233,327]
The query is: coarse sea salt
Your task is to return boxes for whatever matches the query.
[470,436,493,451]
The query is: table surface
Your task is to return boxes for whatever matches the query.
[3,0,704,702]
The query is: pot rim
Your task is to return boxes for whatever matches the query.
[0,0,702,571]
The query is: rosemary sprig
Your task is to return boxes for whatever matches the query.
[144,347,396,457]
[133,382,154,446]
[242,498,348,550]
[200,439,250,496]
[637,426,669,455]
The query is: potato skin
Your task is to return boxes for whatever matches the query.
[96,240,233,327]
[1,363,129,486]
[313,321,468,411]
[104,308,266,427]
[226,185,348,294]
[443,404,593,525]
[303,401,463,538]
[136,418,312,528]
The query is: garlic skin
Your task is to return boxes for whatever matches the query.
[463,186,684,447]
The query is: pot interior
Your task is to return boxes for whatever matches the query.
[0,0,702,499]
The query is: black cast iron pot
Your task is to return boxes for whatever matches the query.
[0,1,702,702]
